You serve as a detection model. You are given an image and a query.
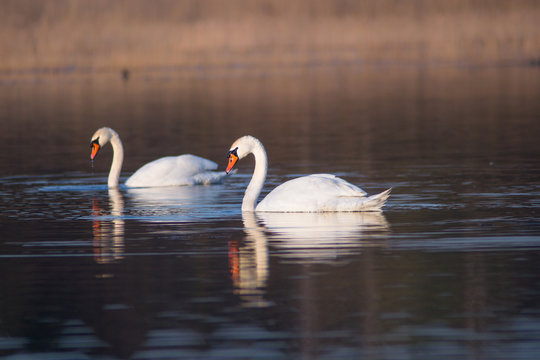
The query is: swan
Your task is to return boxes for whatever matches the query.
[90,127,227,188]
[226,135,391,212]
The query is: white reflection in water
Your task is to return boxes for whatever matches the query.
[125,185,230,221]
[229,212,271,307]
[259,211,390,260]
[92,189,125,264]
[127,185,218,205]
[232,211,390,307]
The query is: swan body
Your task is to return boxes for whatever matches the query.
[125,155,224,187]
[226,135,391,212]
[91,127,227,188]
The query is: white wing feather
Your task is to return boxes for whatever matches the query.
[256,174,390,212]
[125,154,227,187]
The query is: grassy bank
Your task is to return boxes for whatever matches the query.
[1,0,539,72]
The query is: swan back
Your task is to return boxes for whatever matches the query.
[256,174,389,212]
[125,154,225,187]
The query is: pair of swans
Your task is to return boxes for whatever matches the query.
[91,128,391,212]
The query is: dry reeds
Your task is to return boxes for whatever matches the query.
[1,0,539,72]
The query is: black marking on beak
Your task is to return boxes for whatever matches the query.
[227,147,238,159]
[91,137,100,148]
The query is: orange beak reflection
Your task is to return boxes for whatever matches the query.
[226,153,238,174]
[90,141,100,160]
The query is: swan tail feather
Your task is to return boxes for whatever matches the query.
[358,188,391,211]
[192,171,229,185]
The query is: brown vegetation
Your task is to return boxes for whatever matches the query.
[1,0,539,72]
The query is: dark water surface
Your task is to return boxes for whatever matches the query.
[1,65,540,359]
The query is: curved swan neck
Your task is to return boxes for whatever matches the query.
[242,138,267,211]
[108,132,124,188]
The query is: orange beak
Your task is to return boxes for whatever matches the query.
[90,141,100,160]
[226,153,238,174]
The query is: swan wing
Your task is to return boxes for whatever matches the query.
[256,174,389,212]
[125,154,227,187]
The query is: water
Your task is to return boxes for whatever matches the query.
[1,65,540,359]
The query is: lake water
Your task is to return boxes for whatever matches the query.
[1,64,540,359]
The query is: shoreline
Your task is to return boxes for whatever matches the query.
[2,1,539,72]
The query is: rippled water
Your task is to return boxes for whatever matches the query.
[1,65,540,359]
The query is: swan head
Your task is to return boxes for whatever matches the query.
[90,127,117,160]
[226,135,262,174]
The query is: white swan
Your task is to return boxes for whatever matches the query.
[226,135,391,212]
[90,127,227,188]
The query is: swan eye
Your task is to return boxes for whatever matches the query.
[227,147,238,159]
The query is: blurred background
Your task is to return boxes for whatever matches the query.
[1,0,539,72]
[2,0,539,176]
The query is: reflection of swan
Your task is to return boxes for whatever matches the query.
[231,211,389,304]
[125,185,232,221]
[90,127,227,188]
[92,189,125,264]
[126,185,223,205]
[257,211,389,261]
[226,136,391,212]
[229,212,270,307]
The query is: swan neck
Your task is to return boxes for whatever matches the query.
[108,134,124,188]
[242,141,267,211]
